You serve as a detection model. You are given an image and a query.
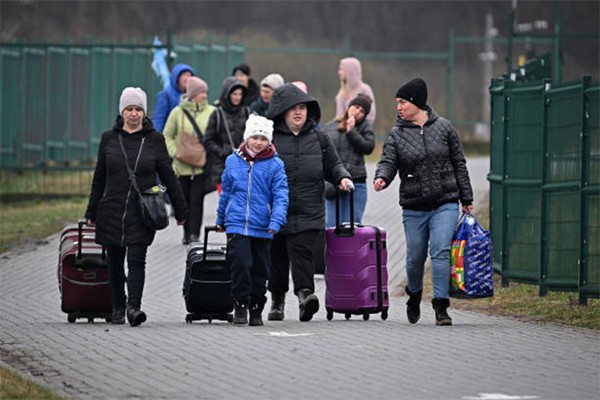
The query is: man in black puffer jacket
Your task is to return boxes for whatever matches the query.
[266,83,353,322]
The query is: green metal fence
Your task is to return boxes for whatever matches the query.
[0,40,244,171]
[488,75,600,304]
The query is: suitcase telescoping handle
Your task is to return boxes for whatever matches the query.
[77,219,106,260]
[334,183,355,236]
[202,225,224,261]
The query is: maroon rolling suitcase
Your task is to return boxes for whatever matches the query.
[325,189,389,321]
[58,219,112,323]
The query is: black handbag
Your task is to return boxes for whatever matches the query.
[118,134,169,231]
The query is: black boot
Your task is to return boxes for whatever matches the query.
[249,300,265,326]
[298,289,319,322]
[126,307,147,327]
[405,287,422,324]
[432,298,452,326]
[112,307,125,325]
[233,299,248,325]
[267,293,285,321]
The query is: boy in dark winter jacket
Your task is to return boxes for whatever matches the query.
[266,83,353,322]
[215,114,289,326]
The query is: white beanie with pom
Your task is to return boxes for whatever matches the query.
[244,114,274,143]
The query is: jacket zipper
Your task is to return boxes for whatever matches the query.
[245,162,253,235]
[121,137,146,246]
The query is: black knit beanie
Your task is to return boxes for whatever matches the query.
[395,78,428,109]
[232,63,251,76]
[348,94,373,116]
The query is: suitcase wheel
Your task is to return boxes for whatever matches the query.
[227,314,234,323]
[185,314,193,323]
[88,318,94,323]
[363,313,370,321]
[326,308,333,321]
[345,313,351,320]
[381,309,388,320]
[67,314,76,323]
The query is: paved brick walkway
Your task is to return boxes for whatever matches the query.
[1,158,599,400]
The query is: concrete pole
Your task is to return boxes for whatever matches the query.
[479,13,496,139]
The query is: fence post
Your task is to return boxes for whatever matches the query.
[446,30,454,121]
[579,75,592,305]
[539,79,552,297]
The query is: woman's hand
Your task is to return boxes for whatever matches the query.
[215,224,225,232]
[177,220,186,226]
[373,178,386,192]
[345,115,356,132]
[462,205,474,214]
[86,219,94,227]
[339,178,354,191]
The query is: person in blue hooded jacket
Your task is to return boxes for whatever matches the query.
[152,63,195,133]
[215,114,289,326]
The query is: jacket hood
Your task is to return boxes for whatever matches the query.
[340,57,363,91]
[266,83,321,129]
[169,64,195,90]
[218,77,248,112]
[395,105,438,127]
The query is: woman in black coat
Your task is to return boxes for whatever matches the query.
[203,77,249,193]
[85,87,188,327]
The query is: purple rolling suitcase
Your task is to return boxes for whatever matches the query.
[325,189,389,321]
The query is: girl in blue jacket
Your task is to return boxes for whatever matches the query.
[216,114,289,326]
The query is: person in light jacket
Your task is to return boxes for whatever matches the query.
[335,57,377,125]
[163,76,215,245]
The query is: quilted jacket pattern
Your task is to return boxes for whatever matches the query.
[375,108,473,210]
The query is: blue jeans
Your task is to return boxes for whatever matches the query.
[325,183,367,227]
[402,202,459,299]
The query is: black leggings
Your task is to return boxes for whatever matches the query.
[106,245,148,310]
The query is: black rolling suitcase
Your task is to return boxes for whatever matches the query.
[183,226,233,323]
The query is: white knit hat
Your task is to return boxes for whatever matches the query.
[260,73,285,90]
[244,114,274,143]
[119,87,147,115]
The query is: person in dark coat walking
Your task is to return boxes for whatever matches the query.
[232,63,259,107]
[324,93,375,227]
[373,78,473,326]
[250,73,285,117]
[203,77,249,194]
[85,87,188,327]
[266,83,353,322]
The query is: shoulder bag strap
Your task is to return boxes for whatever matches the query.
[117,134,145,197]
[181,108,203,140]
[218,108,236,149]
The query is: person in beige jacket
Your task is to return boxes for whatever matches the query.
[163,76,215,244]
